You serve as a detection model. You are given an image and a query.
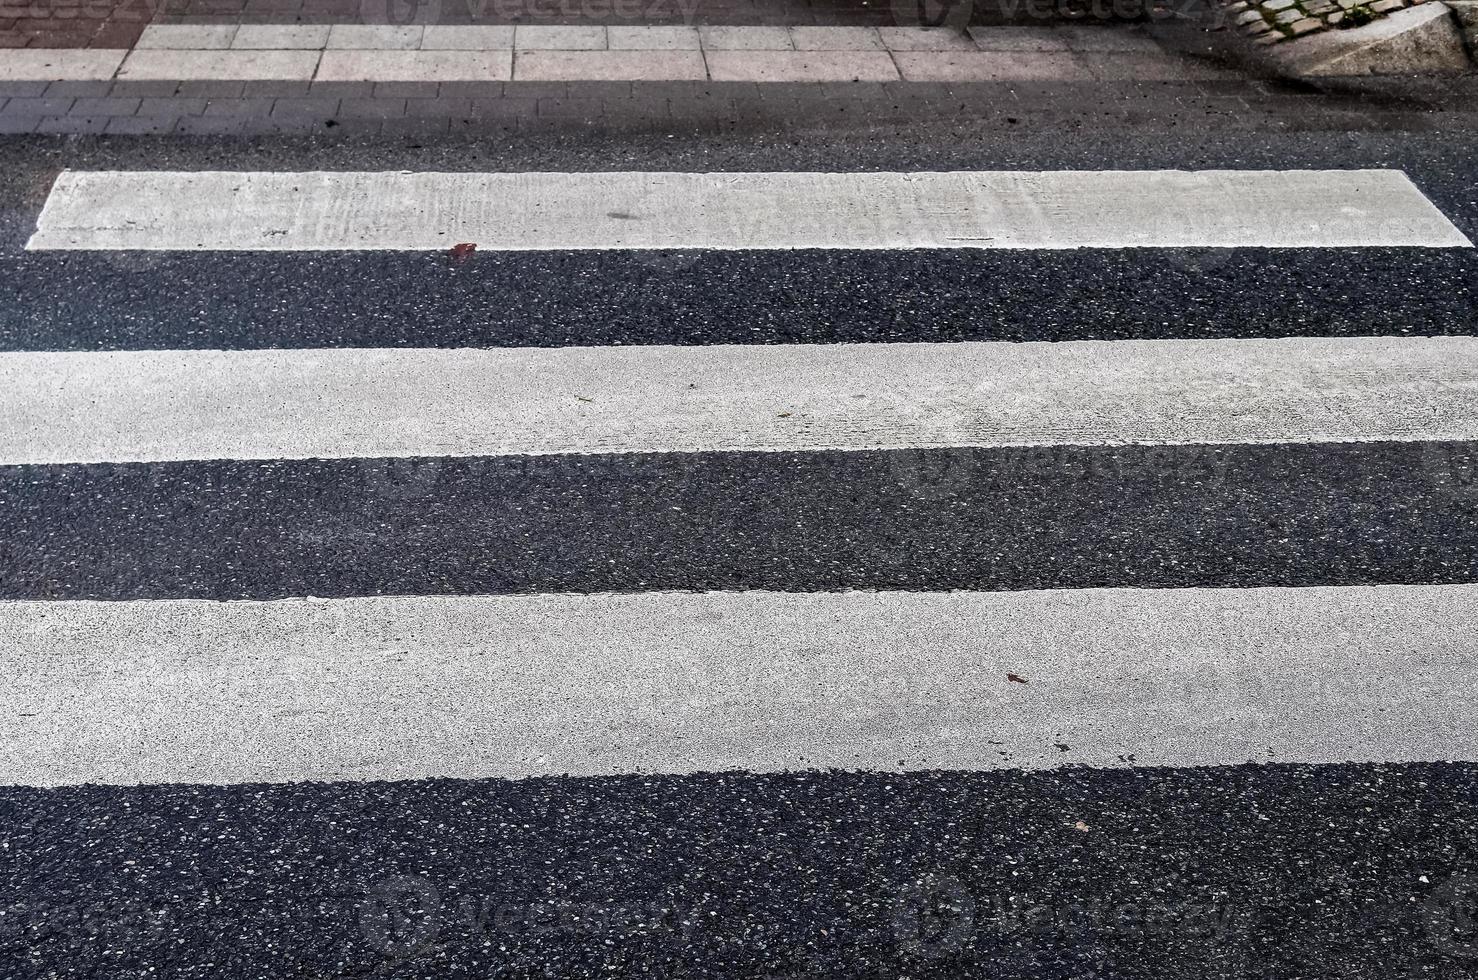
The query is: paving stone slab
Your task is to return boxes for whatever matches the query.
[136,24,238,49]
[104,114,177,132]
[118,49,318,80]
[324,24,422,49]
[513,25,607,49]
[705,50,900,81]
[0,49,125,80]
[699,25,793,50]
[232,25,330,49]
[607,26,701,50]
[420,25,515,49]
[513,49,706,81]
[787,26,884,50]
[316,50,512,81]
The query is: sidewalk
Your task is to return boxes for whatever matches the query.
[1,1,1474,135]
[0,0,1132,49]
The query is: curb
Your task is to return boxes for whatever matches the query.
[1450,0,1478,56]
[1267,2,1474,74]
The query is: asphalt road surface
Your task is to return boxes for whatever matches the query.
[2,102,1478,980]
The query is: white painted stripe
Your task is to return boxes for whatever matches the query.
[27,170,1471,251]
[3,336,1478,465]
[3,584,1474,787]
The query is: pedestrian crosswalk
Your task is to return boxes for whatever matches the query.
[6,163,1478,772]
[6,153,1478,973]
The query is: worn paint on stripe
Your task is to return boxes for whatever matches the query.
[3,584,1475,786]
[26,169,1473,251]
[2,336,1477,465]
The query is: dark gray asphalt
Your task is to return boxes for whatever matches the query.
[4,764,1478,979]
[3,246,1475,350]
[5,442,1478,600]
[3,111,1478,979]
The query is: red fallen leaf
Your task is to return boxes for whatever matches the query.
[449,242,477,263]
[1007,673,1028,684]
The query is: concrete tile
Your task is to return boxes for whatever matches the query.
[513,26,606,50]
[338,96,406,118]
[436,81,506,97]
[878,27,975,51]
[118,50,320,81]
[607,26,700,50]
[967,27,1072,51]
[404,96,472,116]
[788,27,884,51]
[176,80,249,98]
[0,49,126,81]
[70,96,140,114]
[201,97,276,116]
[325,25,423,50]
[106,115,178,133]
[0,83,54,98]
[38,115,110,133]
[1079,52,1233,80]
[137,96,206,115]
[307,81,376,97]
[513,50,706,81]
[316,50,511,82]
[136,25,239,50]
[421,26,515,49]
[174,115,248,134]
[233,25,331,49]
[6,96,75,115]
[374,82,442,98]
[699,26,793,50]
[892,50,1092,81]
[242,80,313,97]
[41,81,115,97]
[1060,27,1165,52]
[270,95,340,119]
[705,51,899,82]
[111,81,185,98]
[379,116,450,136]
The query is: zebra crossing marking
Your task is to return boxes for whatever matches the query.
[4,584,1474,786]
[3,336,1477,465]
[27,169,1472,251]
